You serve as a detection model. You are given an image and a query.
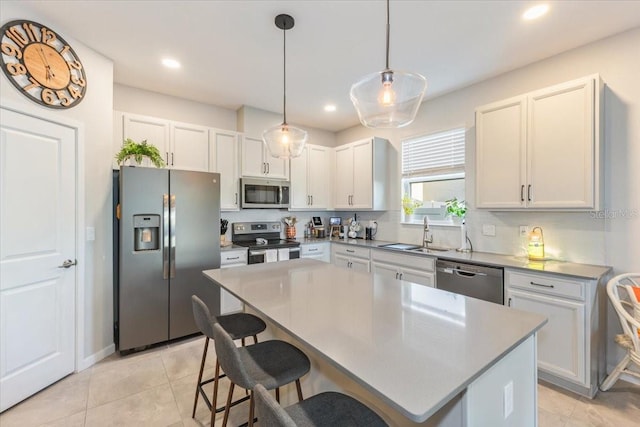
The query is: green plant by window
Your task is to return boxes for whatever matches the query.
[445,197,466,218]
[402,194,423,215]
[115,138,166,168]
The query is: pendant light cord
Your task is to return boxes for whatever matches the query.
[282,25,287,125]
[385,0,390,71]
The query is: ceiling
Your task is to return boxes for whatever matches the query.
[15,1,640,132]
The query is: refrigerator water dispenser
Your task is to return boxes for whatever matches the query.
[133,215,160,251]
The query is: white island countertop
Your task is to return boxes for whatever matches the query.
[203,259,547,423]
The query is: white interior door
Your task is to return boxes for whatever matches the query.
[0,107,77,412]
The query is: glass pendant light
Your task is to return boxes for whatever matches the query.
[350,0,427,128]
[263,14,308,159]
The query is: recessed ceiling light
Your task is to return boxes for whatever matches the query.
[522,4,549,20]
[324,105,337,112]
[162,58,181,69]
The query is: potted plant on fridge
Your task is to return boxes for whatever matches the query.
[115,138,166,168]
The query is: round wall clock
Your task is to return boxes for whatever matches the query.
[0,19,87,109]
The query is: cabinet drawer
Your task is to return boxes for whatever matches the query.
[371,249,435,272]
[506,270,585,301]
[301,243,327,256]
[332,244,370,259]
[221,249,248,266]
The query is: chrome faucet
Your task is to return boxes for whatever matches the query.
[423,216,433,248]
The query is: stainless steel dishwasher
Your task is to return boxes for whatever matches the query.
[436,259,504,304]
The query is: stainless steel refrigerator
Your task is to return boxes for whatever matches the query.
[115,166,220,352]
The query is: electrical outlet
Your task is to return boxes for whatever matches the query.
[482,224,496,236]
[519,225,529,237]
[504,381,514,419]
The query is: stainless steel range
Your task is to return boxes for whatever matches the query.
[232,221,300,264]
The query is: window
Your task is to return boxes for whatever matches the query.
[401,128,466,222]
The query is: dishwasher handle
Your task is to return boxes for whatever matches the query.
[454,268,487,277]
[437,266,487,277]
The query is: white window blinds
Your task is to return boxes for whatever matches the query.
[402,128,466,177]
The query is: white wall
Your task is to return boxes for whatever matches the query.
[337,27,640,274]
[237,105,337,147]
[114,84,237,130]
[0,2,115,367]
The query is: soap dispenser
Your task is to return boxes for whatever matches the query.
[527,227,545,260]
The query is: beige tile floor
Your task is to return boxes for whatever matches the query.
[1,335,638,426]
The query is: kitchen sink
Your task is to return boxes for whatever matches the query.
[378,243,452,253]
[408,246,452,253]
[377,243,423,251]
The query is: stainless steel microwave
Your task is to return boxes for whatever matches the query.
[240,178,290,209]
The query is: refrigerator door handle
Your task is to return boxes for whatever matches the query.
[170,194,177,278]
[163,194,170,279]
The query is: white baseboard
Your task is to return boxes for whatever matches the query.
[77,343,116,372]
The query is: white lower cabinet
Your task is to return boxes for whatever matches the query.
[331,245,370,272]
[505,269,600,397]
[220,249,248,314]
[301,242,330,263]
[371,250,435,287]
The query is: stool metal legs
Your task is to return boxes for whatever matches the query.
[221,379,304,427]
[192,335,258,426]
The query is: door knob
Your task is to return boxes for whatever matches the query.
[58,259,77,268]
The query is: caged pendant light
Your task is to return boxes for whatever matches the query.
[262,14,308,159]
[350,0,427,128]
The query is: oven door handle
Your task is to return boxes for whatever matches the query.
[249,250,267,256]
[289,247,300,253]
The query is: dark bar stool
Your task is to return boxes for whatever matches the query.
[253,383,389,426]
[191,295,267,427]
[211,323,311,427]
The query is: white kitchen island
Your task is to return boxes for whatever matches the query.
[203,259,547,426]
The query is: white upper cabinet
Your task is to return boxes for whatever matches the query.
[119,112,209,171]
[334,144,354,209]
[121,112,170,164]
[241,136,289,180]
[333,137,390,210]
[170,121,209,171]
[290,144,331,210]
[475,75,602,210]
[475,96,527,209]
[209,129,240,211]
